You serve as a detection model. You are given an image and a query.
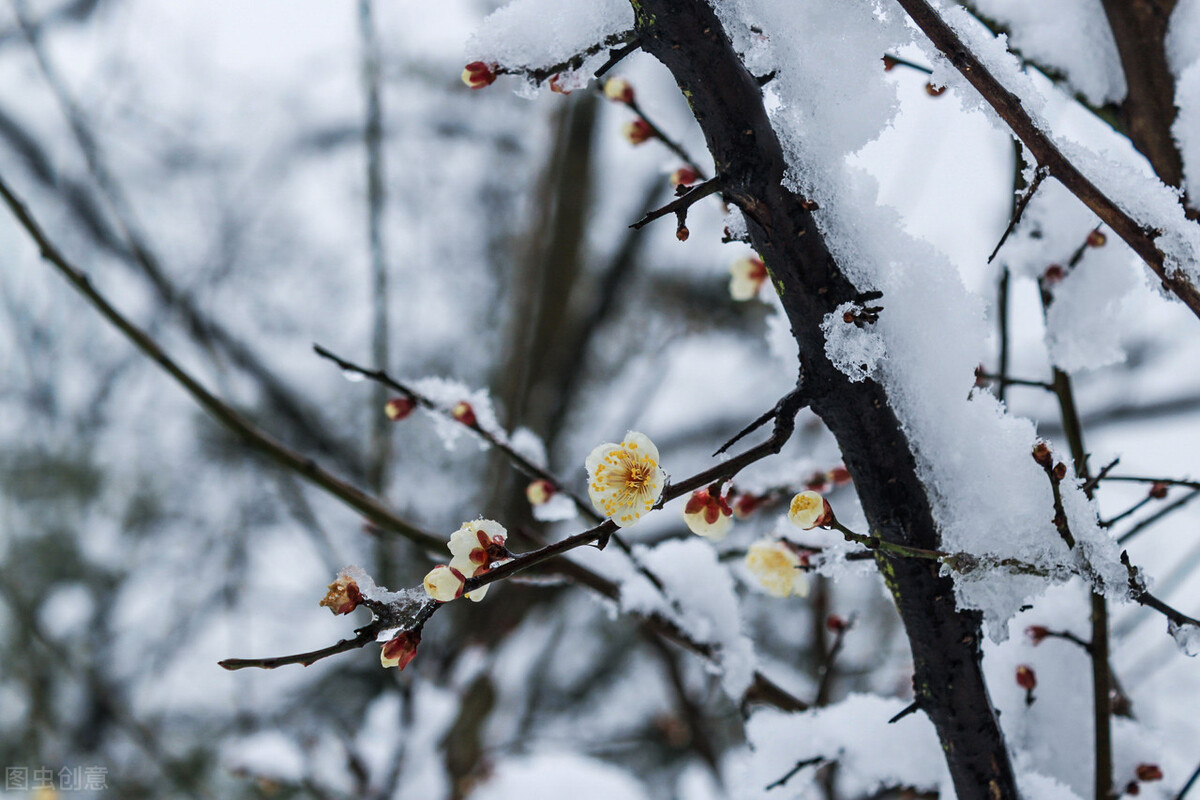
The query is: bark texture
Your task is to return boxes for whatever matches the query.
[632,3,1019,798]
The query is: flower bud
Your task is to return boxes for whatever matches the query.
[805,471,830,492]
[384,397,416,421]
[319,574,363,616]
[526,479,556,506]
[380,629,421,670]
[451,401,476,426]
[676,224,689,242]
[1025,625,1050,645]
[1149,482,1169,499]
[682,489,733,541]
[788,490,833,530]
[733,492,766,519]
[423,565,466,602]
[1015,664,1037,691]
[1053,462,1068,481]
[670,167,699,187]
[826,614,848,632]
[729,255,768,301]
[1032,442,1053,468]
[623,118,654,145]
[461,61,497,90]
[882,55,898,71]
[828,466,852,487]
[800,199,820,211]
[603,77,634,104]
[549,73,571,94]
[925,82,946,97]
[1043,264,1066,284]
[1135,765,1163,782]
[745,539,809,598]
[1087,230,1107,248]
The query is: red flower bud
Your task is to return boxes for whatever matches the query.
[1087,230,1107,248]
[319,575,363,616]
[526,479,556,506]
[1053,462,1068,481]
[925,82,946,97]
[451,401,476,426]
[1025,625,1050,645]
[1016,664,1037,691]
[1135,765,1163,783]
[828,466,852,486]
[883,55,898,71]
[1032,442,1053,468]
[670,167,699,187]
[380,629,421,670]
[826,614,848,633]
[805,471,830,493]
[1149,482,1169,499]
[1126,782,1140,796]
[384,397,416,421]
[676,225,689,242]
[461,61,497,90]
[623,118,654,145]
[1043,264,1066,284]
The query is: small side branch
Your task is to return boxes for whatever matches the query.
[766,757,828,792]
[630,177,722,231]
[219,627,380,671]
[988,165,1048,264]
[594,36,642,78]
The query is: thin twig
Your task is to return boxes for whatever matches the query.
[594,36,642,78]
[888,701,921,724]
[988,165,1048,263]
[1118,488,1200,545]
[1175,760,1200,800]
[766,757,828,791]
[630,177,722,230]
[0,173,446,551]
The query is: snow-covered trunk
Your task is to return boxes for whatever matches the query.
[632,2,1019,797]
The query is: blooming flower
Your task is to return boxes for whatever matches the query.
[447,519,511,602]
[380,629,421,670]
[461,61,497,89]
[319,573,362,616]
[526,479,556,506]
[729,256,768,301]
[423,564,466,602]
[623,118,654,145]
[603,77,634,103]
[682,489,732,541]
[745,539,809,598]
[788,490,833,530]
[586,431,666,527]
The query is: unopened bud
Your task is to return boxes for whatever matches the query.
[603,77,635,104]
[882,55,898,71]
[670,167,699,187]
[1135,765,1163,783]
[380,629,421,670]
[828,466,852,487]
[925,82,946,97]
[1087,229,1107,248]
[1149,482,1169,499]
[1025,625,1049,645]
[623,118,654,145]
[676,225,689,241]
[461,61,497,90]
[826,614,848,632]
[385,397,416,421]
[1016,664,1037,691]
[801,198,820,211]
[526,479,556,506]
[451,401,476,426]
[1053,462,1068,481]
[1032,442,1053,468]
[319,574,363,616]
[1043,264,1066,284]
[805,471,830,493]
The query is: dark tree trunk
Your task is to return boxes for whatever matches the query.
[631,3,1019,798]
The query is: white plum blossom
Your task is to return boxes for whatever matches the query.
[682,489,733,541]
[788,490,832,530]
[586,431,667,527]
[447,519,512,602]
[745,539,809,598]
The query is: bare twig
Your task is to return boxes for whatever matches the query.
[988,165,1048,264]
[630,177,723,230]
[1118,489,1200,545]
[894,0,1200,321]
[766,757,828,792]
[0,173,445,552]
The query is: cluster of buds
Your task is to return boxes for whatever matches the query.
[745,539,810,598]
[670,167,699,188]
[1032,442,1067,482]
[729,255,768,301]
[788,490,834,530]
[452,401,477,427]
[682,488,733,541]
[319,572,363,616]
[842,291,884,328]
[1015,664,1037,705]
[423,519,512,603]
[384,396,416,421]
[461,61,498,90]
